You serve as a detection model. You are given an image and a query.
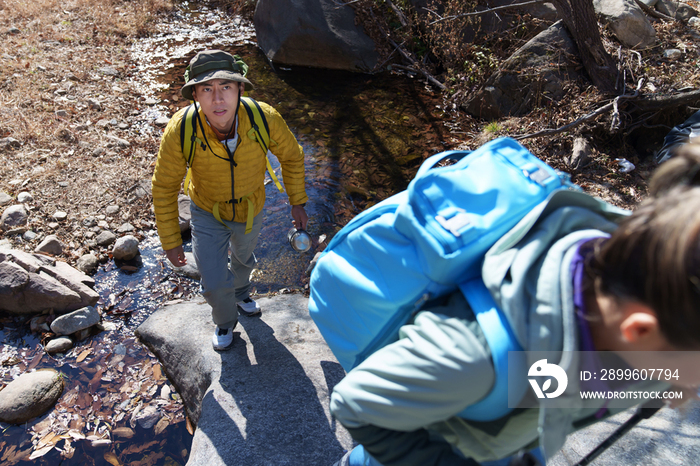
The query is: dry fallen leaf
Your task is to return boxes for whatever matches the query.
[76,349,92,363]
[28,444,54,460]
[103,451,122,466]
[186,416,194,435]
[153,417,169,436]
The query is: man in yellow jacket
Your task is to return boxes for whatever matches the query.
[152,50,308,350]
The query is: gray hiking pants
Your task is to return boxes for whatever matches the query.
[190,200,263,329]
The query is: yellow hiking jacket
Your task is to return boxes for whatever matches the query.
[152,101,308,251]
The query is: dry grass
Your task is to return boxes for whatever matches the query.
[0,0,174,262]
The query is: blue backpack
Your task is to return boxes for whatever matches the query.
[308,137,575,421]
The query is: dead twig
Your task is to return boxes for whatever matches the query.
[429,0,545,25]
[633,0,674,21]
[370,9,446,90]
[515,79,645,140]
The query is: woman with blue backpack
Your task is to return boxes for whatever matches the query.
[327,166,700,465]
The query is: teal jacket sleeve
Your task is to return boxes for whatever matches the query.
[330,292,495,465]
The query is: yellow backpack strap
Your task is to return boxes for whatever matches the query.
[212,193,255,234]
[240,97,284,193]
[180,103,204,195]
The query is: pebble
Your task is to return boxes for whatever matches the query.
[52,211,68,221]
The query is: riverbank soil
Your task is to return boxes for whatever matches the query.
[1,0,700,465]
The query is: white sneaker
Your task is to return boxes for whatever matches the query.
[212,325,235,351]
[237,298,261,316]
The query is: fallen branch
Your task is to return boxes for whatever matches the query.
[429,0,545,25]
[633,0,674,21]
[515,79,645,140]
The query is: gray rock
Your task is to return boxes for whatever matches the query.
[154,116,171,127]
[570,138,593,171]
[112,235,139,261]
[95,230,117,247]
[0,192,12,206]
[0,369,64,424]
[135,295,353,465]
[22,230,37,241]
[98,66,119,77]
[0,262,83,315]
[656,0,698,21]
[254,0,379,72]
[52,211,68,221]
[34,234,64,256]
[664,49,682,60]
[92,147,106,157]
[104,134,130,148]
[16,192,33,203]
[132,404,161,429]
[1,204,28,230]
[8,27,20,35]
[593,0,656,49]
[173,252,200,280]
[50,306,100,335]
[0,137,20,151]
[55,110,68,118]
[466,21,580,119]
[87,98,102,111]
[76,253,99,275]
[105,205,120,215]
[117,222,135,233]
[45,336,73,354]
[178,194,191,234]
[40,260,98,308]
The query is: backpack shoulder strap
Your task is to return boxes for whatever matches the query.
[240,97,284,193]
[456,278,528,422]
[179,103,201,195]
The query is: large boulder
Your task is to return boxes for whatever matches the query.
[0,369,64,424]
[466,21,581,120]
[254,0,379,72]
[0,248,99,315]
[593,0,656,49]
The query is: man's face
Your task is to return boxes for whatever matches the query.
[191,79,242,137]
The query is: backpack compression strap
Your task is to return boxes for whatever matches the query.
[240,97,284,193]
[457,278,528,422]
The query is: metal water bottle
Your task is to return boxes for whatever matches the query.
[288,228,311,253]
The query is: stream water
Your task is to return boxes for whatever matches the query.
[0,1,454,465]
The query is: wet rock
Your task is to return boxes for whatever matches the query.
[173,252,200,280]
[90,439,112,448]
[34,234,65,255]
[45,336,73,354]
[50,306,100,336]
[254,0,379,72]
[1,204,29,230]
[0,369,64,424]
[112,427,135,439]
[96,230,117,247]
[0,191,12,206]
[112,235,139,260]
[76,253,99,275]
[132,404,161,429]
[0,261,83,315]
[17,192,33,203]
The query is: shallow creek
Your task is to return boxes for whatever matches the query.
[0,1,454,465]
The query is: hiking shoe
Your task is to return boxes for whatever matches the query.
[212,325,235,351]
[237,297,261,316]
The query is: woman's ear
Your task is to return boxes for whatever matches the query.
[619,303,666,349]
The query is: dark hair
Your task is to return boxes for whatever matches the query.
[648,143,700,197]
[587,186,700,349]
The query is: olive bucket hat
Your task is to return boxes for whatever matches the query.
[180,49,253,101]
